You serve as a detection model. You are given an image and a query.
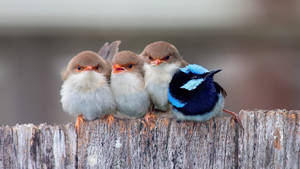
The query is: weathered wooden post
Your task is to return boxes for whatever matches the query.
[0,110,299,169]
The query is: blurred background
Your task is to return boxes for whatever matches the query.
[0,0,299,125]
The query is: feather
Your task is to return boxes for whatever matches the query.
[98,40,121,62]
[214,82,227,97]
[98,42,109,57]
[179,67,190,74]
[180,64,209,75]
[180,79,204,91]
[111,72,150,118]
[168,89,186,108]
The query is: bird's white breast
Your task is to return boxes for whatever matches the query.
[143,62,180,111]
[60,71,116,120]
[111,72,150,118]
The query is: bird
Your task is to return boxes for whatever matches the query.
[168,64,243,128]
[110,50,150,119]
[60,50,116,133]
[140,41,188,113]
[97,40,121,123]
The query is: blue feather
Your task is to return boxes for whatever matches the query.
[179,67,190,74]
[168,89,186,108]
[180,79,204,91]
[179,64,209,75]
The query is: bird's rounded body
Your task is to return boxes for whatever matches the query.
[143,62,180,111]
[110,50,150,118]
[60,71,116,120]
[111,72,150,118]
[168,64,226,121]
[60,50,116,122]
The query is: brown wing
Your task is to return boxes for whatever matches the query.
[214,82,227,97]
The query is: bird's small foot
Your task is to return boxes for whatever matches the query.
[223,109,244,130]
[75,114,84,135]
[106,114,114,125]
[143,112,157,130]
[144,112,156,123]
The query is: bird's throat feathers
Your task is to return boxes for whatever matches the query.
[64,71,108,92]
[144,62,180,72]
[144,62,180,83]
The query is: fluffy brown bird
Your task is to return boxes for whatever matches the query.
[140,41,188,112]
[60,50,116,133]
[110,50,150,119]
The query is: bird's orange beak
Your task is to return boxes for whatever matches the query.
[83,66,94,71]
[113,64,126,73]
[151,59,164,66]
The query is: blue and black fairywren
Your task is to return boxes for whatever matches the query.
[168,64,243,128]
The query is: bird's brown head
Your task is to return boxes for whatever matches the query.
[140,41,182,66]
[62,50,111,80]
[112,50,144,74]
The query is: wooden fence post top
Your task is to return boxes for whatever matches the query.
[0,110,299,169]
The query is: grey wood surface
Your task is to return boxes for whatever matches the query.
[0,110,299,169]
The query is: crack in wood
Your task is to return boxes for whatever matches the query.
[0,110,299,169]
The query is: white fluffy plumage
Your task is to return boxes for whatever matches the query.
[110,72,150,118]
[60,71,116,120]
[143,62,180,111]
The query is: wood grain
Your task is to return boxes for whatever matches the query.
[0,110,299,169]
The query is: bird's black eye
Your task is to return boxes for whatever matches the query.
[95,64,100,70]
[77,65,81,70]
[148,56,153,60]
[164,55,170,60]
[128,64,133,68]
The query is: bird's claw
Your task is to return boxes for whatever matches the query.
[106,114,114,125]
[223,109,244,130]
[143,112,157,130]
[75,114,84,135]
